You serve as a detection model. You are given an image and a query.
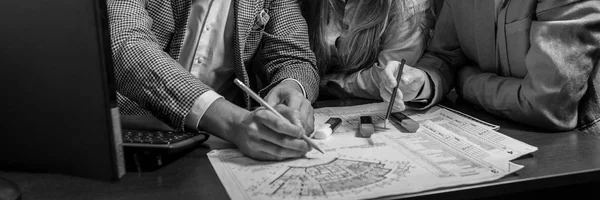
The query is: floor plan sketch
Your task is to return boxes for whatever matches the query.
[255,158,411,197]
[208,103,532,200]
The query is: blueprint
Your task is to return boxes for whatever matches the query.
[208,103,531,200]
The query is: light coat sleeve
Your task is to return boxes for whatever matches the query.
[413,1,466,110]
[458,1,600,131]
[323,5,432,101]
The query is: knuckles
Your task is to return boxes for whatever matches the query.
[246,140,258,151]
[247,122,260,134]
[273,147,285,157]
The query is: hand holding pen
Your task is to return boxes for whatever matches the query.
[382,59,420,132]
[234,79,325,155]
[377,59,429,112]
[384,59,407,128]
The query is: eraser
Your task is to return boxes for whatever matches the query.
[313,117,342,140]
[359,116,374,138]
[390,112,419,132]
[313,124,332,140]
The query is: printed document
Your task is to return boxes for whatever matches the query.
[208,103,535,200]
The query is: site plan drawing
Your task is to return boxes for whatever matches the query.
[208,103,534,200]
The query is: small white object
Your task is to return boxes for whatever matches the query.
[313,124,333,140]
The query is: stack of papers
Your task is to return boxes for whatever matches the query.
[208,103,538,200]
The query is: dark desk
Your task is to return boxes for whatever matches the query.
[2,99,600,200]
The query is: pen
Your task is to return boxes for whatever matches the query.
[384,59,406,128]
[233,78,325,154]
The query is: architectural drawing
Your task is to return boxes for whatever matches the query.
[208,103,533,200]
[255,158,411,197]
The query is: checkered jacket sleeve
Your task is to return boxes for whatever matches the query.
[107,0,208,131]
[258,0,320,102]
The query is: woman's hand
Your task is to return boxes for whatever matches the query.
[376,60,428,111]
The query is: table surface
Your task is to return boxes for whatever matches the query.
[2,98,600,200]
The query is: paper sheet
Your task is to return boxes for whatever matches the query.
[208,103,533,200]
[405,105,537,160]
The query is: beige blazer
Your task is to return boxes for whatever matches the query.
[416,0,600,133]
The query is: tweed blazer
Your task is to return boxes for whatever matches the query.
[107,0,319,131]
[415,0,600,133]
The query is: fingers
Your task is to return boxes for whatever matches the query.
[279,92,313,135]
[382,99,406,112]
[273,101,315,136]
[382,61,401,88]
[381,62,424,87]
[380,87,406,112]
[392,95,406,111]
[258,139,307,160]
[253,108,304,138]
[401,73,414,85]
[378,64,428,102]
[282,100,315,135]
[252,122,310,152]
[242,141,306,161]
[246,140,307,161]
[265,90,280,107]
[263,87,315,137]
[237,109,310,161]
[299,102,315,135]
[265,80,305,107]
[400,65,425,85]
[273,104,304,132]
[284,92,304,111]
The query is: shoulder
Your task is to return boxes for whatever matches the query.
[393,0,432,21]
[386,0,434,35]
[536,0,587,13]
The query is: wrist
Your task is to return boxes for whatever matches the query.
[456,67,480,97]
[279,79,304,95]
[412,69,433,100]
[198,98,248,143]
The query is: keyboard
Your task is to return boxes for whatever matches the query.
[122,129,210,149]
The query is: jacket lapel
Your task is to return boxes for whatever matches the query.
[473,0,497,72]
[233,0,260,108]
[233,0,256,83]
[169,0,192,61]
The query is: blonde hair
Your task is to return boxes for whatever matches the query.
[301,0,413,75]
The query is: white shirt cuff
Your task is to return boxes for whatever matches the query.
[185,90,224,130]
[282,78,307,98]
